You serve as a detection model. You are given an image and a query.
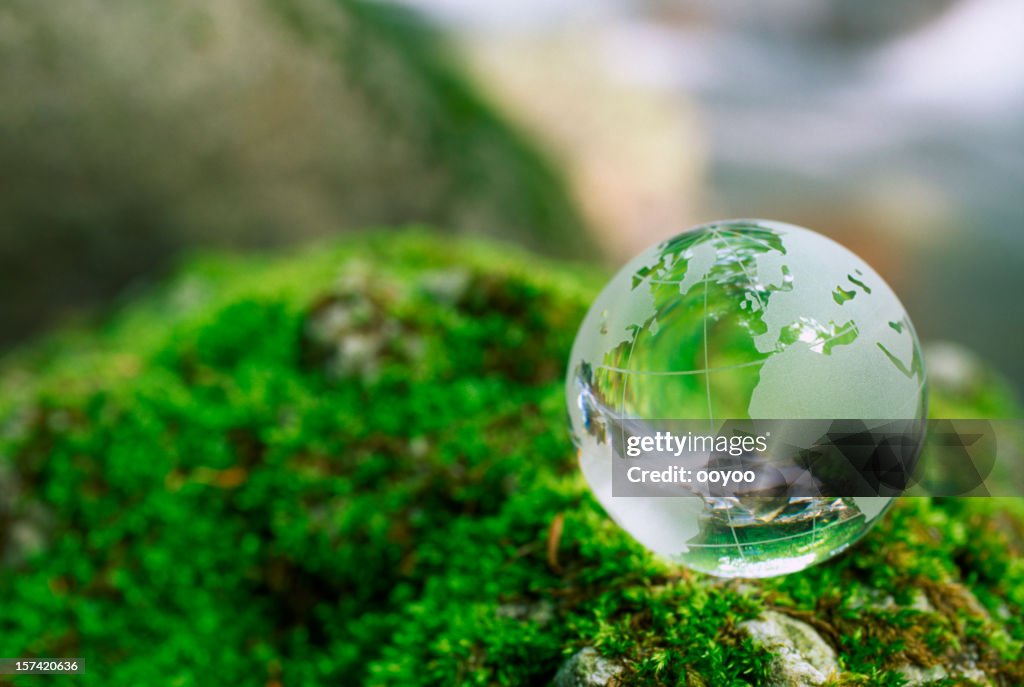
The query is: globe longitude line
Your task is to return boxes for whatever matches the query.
[702,271,713,426]
[699,233,748,563]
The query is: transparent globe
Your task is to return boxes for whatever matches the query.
[567,220,927,577]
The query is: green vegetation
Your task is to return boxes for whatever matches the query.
[1,232,1021,686]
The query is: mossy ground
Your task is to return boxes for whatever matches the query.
[0,231,1021,686]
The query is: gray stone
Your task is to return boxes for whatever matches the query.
[894,664,947,685]
[496,600,555,626]
[894,662,990,686]
[553,647,624,687]
[0,466,53,568]
[740,610,838,686]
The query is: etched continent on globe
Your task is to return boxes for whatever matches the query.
[567,220,927,577]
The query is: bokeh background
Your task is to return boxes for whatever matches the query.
[2,0,1022,393]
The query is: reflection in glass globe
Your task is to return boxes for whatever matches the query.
[567,220,927,577]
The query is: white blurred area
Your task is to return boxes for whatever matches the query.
[399,0,1024,393]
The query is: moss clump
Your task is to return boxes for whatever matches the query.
[1,231,1022,686]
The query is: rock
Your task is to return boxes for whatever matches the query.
[553,648,625,687]
[894,664,947,685]
[302,269,422,382]
[740,611,838,686]
[894,662,990,686]
[0,463,52,568]
[496,600,555,626]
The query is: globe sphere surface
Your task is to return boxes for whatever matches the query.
[566,220,927,577]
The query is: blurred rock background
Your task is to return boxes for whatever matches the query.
[1,0,1021,395]
[0,0,587,347]
[405,0,1024,395]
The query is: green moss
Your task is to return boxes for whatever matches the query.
[0,231,1022,686]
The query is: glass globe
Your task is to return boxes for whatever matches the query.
[566,220,927,577]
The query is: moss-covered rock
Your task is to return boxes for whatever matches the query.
[0,232,1021,686]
